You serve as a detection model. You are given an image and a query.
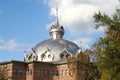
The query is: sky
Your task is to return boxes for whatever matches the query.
[0,0,120,62]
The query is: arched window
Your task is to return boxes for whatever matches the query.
[30,69,32,75]
[66,70,69,76]
[15,69,18,75]
[54,70,59,76]
[60,53,64,58]
[62,70,65,76]
[66,54,70,58]
[69,69,73,76]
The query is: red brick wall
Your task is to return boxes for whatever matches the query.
[0,61,76,80]
[0,61,26,80]
[12,61,26,80]
[26,63,34,80]
[30,62,74,80]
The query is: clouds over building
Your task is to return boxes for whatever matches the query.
[73,37,92,50]
[46,0,119,35]
[45,0,120,49]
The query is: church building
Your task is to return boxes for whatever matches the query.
[0,13,96,80]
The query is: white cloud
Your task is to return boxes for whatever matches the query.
[43,0,120,50]
[45,0,120,35]
[0,38,33,52]
[0,38,21,51]
[73,37,92,50]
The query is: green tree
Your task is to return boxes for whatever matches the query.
[0,66,11,80]
[0,67,7,80]
[93,9,120,80]
[67,51,100,80]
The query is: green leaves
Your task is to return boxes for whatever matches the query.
[93,8,120,80]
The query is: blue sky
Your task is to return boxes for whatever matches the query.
[0,0,119,62]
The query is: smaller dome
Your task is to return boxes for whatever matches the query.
[50,17,64,39]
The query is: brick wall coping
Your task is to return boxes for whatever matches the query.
[27,61,67,65]
[0,60,25,65]
[0,60,67,65]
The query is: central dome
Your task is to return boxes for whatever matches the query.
[24,14,80,62]
[34,39,79,62]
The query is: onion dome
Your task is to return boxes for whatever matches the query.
[24,8,80,62]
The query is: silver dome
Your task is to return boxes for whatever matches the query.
[33,39,79,62]
[34,39,79,54]
[24,14,80,62]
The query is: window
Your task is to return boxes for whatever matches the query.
[60,54,64,58]
[42,54,46,58]
[62,70,65,76]
[66,54,70,58]
[30,69,32,75]
[69,69,73,76]
[48,54,52,58]
[66,70,69,76]
[54,70,59,76]
[15,69,18,75]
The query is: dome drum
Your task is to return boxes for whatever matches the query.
[50,25,64,39]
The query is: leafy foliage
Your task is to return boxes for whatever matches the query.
[93,9,120,80]
[0,66,11,80]
[67,52,100,80]
[0,67,8,80]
